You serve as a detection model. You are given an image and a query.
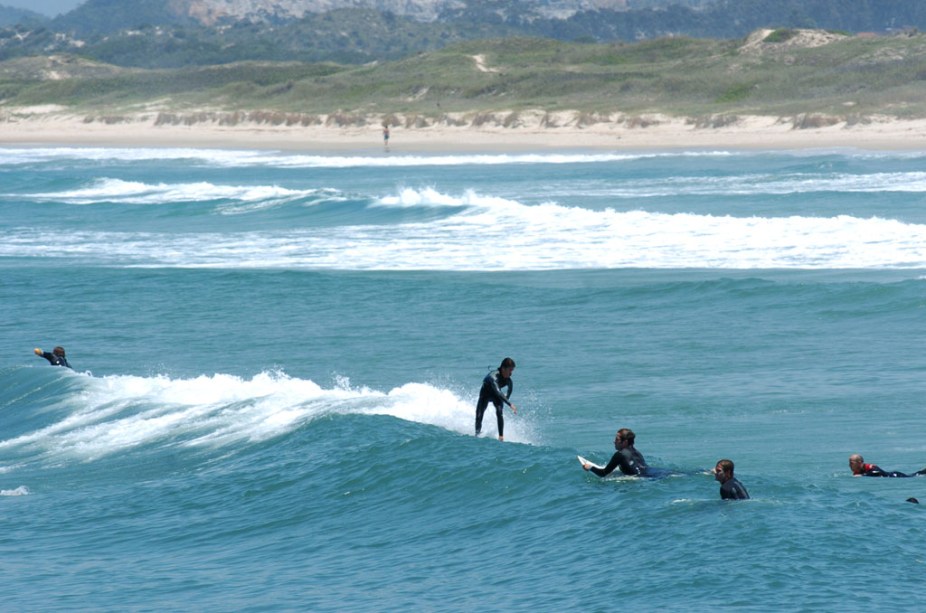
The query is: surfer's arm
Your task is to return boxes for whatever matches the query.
[505,382,516,412]
[34,348,54,364]
[589,452,622,477]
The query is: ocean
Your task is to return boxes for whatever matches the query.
[2,145,925,610]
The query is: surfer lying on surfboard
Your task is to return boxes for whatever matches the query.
[849,453,926,478]
[579,428,648,477]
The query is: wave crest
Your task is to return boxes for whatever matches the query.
[0,370,534,464]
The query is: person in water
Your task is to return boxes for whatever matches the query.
[713,459,750,500]
[475,357,517,441]
[848,453,926,478]
[582,428,648,477]
[34,346,71,369]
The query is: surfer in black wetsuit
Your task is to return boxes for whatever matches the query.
[713,459,749,500]
[582,428,648,477]
[849,453,926,478]
[34,346,71,369]
[475,357,517,441]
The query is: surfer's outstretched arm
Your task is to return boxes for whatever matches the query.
[34,348,58,365]
[588,452,622,477]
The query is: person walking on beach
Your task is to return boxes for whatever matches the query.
[581,428,648,477]
[713,459,749,500]
[849,453,926,478]
[382,123,390,150]
[34,346,71,369]
[475,357,517,441]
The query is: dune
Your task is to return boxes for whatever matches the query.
[3,106,926,151]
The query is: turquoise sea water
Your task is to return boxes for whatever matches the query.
[2,146,926,610]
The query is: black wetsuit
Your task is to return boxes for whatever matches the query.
[858,463,926,478]
[475,369,513,437]
[720,477,750,500]
[38,351,71,369]
[590,446,648,477]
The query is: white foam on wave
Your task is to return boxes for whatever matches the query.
[26,177,325,206]
[522,168,926,201]
[6,186,926,270]
[0,146,731,168]
[0,147,268,166]
[357,381,540,443]
[588,171,926,199]
[0,371,533,462]
[253,151,680,169]
[780,171,926,194]
[6,145,926,173]
[18,168,926,214]
[375,186,519,209]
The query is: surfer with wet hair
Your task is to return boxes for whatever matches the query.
[582,428,648,477]
[713,459,750,500]
[849,453,926,478]
[34,346,71,369]
[475,357,517,441]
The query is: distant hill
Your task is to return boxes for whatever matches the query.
[50,0,196,34]
[5,28,926,121]
[51,0,717,30]
[0,4,47,26]
[0,0,924,68]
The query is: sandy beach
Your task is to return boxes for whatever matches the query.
[4,107,926,151]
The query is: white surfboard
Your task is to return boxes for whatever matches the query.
[577,455,604,470]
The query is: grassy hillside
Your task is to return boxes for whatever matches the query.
[4,30,926,119]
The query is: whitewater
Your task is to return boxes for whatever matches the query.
[2,146,925,610]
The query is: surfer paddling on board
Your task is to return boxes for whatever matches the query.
[580,428,648,477]
[475,357,517,441]
[34,346,71,369]
[713,459,749,500]
[849,453,926,478]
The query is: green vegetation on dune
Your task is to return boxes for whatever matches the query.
[5,30,926,120]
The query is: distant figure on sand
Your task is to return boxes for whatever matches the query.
[713,459,749,500]
[34,346,71,369]
[581,428,648,477]
[382,123,390,149]
[849,453,926,478]
[475,357,517,441]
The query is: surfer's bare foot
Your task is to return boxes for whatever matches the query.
[498,436,504,441]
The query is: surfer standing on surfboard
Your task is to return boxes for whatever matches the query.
[475,357,517,441]
[581,428,648,477]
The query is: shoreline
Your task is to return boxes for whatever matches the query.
[4,110,926,152]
